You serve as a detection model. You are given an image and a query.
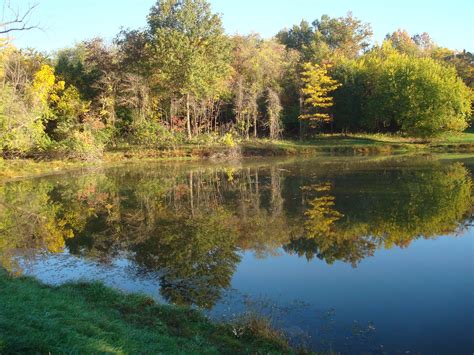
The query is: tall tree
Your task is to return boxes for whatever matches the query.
[277,13,372,63]
[231,34,260,138]
[313,12,372,59]
[231,35,288,138]
[146,0,231,139]
[276,20,314,53]
[265,88,283,139]
[385,29,427,57]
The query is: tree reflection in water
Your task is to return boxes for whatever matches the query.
[1,157,472,307]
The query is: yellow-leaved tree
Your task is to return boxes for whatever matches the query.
[299,62,341,124]
[31,65,57,105]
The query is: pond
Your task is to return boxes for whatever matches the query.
[1,154,473,353]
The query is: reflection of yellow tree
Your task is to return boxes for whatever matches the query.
[0,175,118,273]
[0,181,74,273]
[304,183,343,238]
[289,183,373,266]
[286,162,473,266]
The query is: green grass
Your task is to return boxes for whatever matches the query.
[433,132,474,144]
[241,136,410,156]
[347,132,474,144]
[248,132,474,154]
[0,270,291,354]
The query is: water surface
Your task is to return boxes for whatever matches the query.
[1,155,473,353]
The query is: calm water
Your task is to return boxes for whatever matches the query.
[1,155,473,354]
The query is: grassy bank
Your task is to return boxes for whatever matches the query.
[2,133,474,182]
[242,132,474,155]
[0,270,290,354]
[97,132,474,159]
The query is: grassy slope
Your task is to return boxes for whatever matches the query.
[0,271,290,354]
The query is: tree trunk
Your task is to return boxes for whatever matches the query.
[253,114,257,138]
[186,94,192,140]
[246,114,250,140]
[170,98,174,131]
[192,100,198,136]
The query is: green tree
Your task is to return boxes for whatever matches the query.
[146,0,231,139]
[313,12,373,59]
[333,42,473,136]
[367,43,471,135]
[276,20,316,61]
[55,39,121,128]
[277,13,372,62]
[444,50,474,89]
[55,45,98,101]
[277,13,371,136]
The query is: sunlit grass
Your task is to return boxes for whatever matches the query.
[0,270,290,354]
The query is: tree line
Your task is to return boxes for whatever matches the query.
[0,0,473,158]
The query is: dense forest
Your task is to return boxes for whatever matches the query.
[0,0,473,159]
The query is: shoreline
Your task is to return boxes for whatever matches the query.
[2,135,474,183]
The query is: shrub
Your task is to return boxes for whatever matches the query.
[129,120,178,147]
[53,130,104,160]
[220,132,236,147]
[188,132,220,145]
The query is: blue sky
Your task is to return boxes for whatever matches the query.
[10,0,474,53]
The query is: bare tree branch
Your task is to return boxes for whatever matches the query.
[0,1,40,35]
